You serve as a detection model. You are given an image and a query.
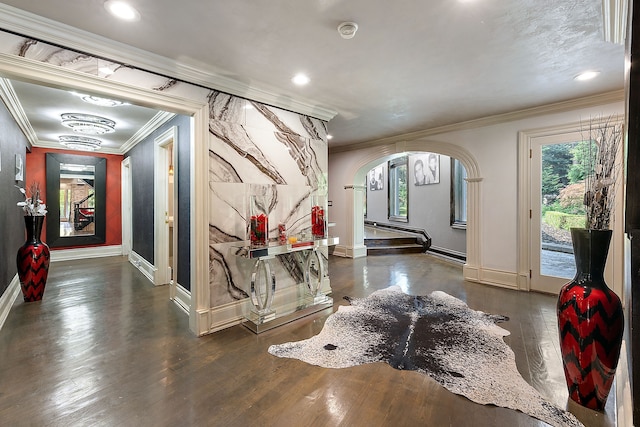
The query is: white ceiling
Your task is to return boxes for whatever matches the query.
[0,0,626,149]
[6,79,164,153]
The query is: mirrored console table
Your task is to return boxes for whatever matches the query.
[232,236,339,333]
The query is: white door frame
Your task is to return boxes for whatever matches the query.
[154,126,178,287]
[121,157,132,257]
[0,54,210,336]
[517,119,625,296]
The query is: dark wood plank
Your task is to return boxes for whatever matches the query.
[0,254,617,426]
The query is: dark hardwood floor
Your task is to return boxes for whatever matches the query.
[0,254,617,426]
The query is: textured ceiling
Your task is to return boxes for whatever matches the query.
[0,0,626,148]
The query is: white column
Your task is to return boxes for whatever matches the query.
[344,185,367,258]
[463,177,482,282]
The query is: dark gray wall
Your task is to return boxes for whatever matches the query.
[0,100,30,296]
[126,130,155,263]
[125,114,191,291]
[174,115,191,291]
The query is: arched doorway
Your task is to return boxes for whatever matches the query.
[341,140,483,283]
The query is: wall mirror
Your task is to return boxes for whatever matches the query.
[46,153,106,247]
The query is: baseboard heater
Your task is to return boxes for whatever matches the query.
[427,246,467,263]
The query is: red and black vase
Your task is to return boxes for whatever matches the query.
[557,228,624,411]
[16,215,50,302]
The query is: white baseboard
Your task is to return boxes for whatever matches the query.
[463,265,518,290]
[128,251,156,284]
[334,244,367,259]
[50,245,123,262]
[331,245,348,257]
[172,284,191,313]
[617,340,633,427]
[208,299,245,333]
[207,278,333,334]
[0,274,20,331]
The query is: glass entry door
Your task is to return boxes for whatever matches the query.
[530,140,585,293]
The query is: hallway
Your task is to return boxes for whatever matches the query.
[0,255,616,426]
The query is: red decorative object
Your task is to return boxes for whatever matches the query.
[278,223,287,244]
[16,216,50,302]
[557,228,624,411]
[250,213,268,246]
[311,205,325,238]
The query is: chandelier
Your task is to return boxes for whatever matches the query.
[76,93,126,107]
[59,135,102,151]
[60,113,116,135]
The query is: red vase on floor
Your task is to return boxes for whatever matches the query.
[16,216,50,302]
[557,228,624,411]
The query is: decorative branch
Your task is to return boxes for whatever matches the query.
[582,115,622,230]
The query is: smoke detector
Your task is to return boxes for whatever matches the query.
[337,22,358,39]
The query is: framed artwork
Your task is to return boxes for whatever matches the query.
[368,165,384,191]
[413,153,439,185]
[15,154,23,181]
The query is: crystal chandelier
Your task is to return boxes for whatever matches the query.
[60,113,116,135]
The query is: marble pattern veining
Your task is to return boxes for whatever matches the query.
[0,30,331,324]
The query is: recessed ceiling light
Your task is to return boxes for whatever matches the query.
[292,73,310,86]
[104,1,140,21]
[574,70,600,81]
[71,92,126,107]
[326,134,333,140]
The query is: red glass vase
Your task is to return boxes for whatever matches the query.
[248,195,269,246]
[557,228,624,411]
[16,216,50,302]
[311,195,327,239]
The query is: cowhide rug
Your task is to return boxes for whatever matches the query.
[268,286,583,427]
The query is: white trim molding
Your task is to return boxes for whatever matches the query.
[128,251,156,284]
[0,275,21,332]
[602,0,628,45]
[517,117,625,295]
[207,279,333,333]
[0,78,37,148]
[191,105,211,336]
[463,266,518,290]
[330,91,625,154]
[172,285,191,314]
[343,140,483,282]
[50,245,123,262]
[0,3,337,122]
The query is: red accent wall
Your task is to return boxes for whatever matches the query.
[26,147,123,248]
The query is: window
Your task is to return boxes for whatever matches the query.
[451,158,467,228]
[389,156,408,222]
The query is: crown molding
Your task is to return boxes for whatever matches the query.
[120,111,176,154]
[0,77,37,148]
[0,3,337,122]
[329,90,625,154]
[602,0,628,45]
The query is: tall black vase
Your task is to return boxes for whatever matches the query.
[557,228,624,411]
[16,216,50,302]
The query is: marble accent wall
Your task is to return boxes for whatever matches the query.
[207,91,328,306]
[0,31,330,316]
